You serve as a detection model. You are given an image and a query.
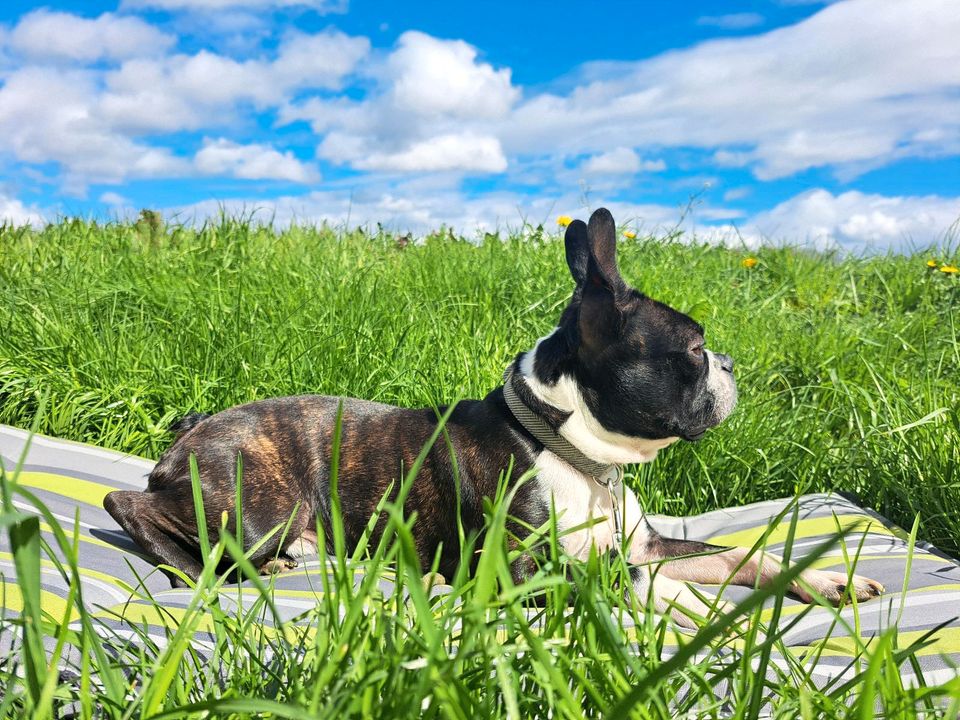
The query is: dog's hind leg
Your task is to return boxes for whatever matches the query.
[103,490,205,588]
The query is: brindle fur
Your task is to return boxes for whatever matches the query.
[104,392,549,586]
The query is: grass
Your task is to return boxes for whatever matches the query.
[1,217,959,717]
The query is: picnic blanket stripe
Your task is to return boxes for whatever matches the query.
[707,515,897,546]
[11,471,117,508]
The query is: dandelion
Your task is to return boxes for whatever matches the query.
[927,259,938,268]
[623,230,637,239]
[557,215,573,227]
[940,264,958,274]
[741,257,758,269]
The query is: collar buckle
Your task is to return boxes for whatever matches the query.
[600,466,625,552]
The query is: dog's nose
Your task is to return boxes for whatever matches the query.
[717,354,734,373]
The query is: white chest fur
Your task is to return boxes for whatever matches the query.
[532,450,650,560]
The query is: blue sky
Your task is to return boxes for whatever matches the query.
[1,0,958,252]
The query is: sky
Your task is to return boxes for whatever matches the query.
[1,0,959,253]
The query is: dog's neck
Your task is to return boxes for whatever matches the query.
[517,330,679,466]
[503,366,614,480]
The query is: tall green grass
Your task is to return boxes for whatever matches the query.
[3,412,955,718]
[1,218,959,717]
[1,219,957,554]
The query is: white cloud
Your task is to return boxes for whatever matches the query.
[502,0,960,179]
[722,187,751,202]
[2,2,959,244]
[100,191,132,206]
[195,138,320,182]
[274,0,960,184]
[354,133,507,173]
[581,147,665,175]
[121,0,346,10]
[0,66,189,186]
[287,31,519,173]
[163,178,728,239]
[0,193,44,226]
[698,206,746,221]
[8,10,175,63]
[385,31,519,120]
[712,150,752,168]
[0,26,367,184]
[746,189,960,251]
[169,187,526,235]
[272,30,368,87]
[0,28,10,72]
[101,30,369,133]
[697,13,765,30]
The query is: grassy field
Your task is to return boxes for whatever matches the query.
[1,218,959,717]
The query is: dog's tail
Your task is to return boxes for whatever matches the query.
[169,412,211,438]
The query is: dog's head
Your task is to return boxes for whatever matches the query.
[528,208,736,462]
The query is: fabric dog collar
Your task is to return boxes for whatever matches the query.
[502,365,626,547]
[502,365,612,478]
[501,365,623,480]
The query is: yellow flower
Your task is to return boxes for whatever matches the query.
[927,259,938,268]
[623,230,637,239]
[741,257,758,269]
[556,215,573,227]
[940,264,959,274]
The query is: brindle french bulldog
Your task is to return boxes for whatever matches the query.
[104,208,883,626]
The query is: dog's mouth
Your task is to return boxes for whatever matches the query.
[682,429,707,442]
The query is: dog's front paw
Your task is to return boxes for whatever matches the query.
[793,569,884,605]
[258,557,298,576]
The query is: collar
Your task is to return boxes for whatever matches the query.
[502,364,621,487]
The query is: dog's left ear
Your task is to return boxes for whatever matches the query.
[564,219,589,293]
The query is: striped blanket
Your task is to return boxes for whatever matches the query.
[2,423,959,686]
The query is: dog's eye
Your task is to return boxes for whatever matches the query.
[689,344,704,358]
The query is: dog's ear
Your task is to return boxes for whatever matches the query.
[564,219,589,291]
[578,208,625,348]
[585,207,624,296]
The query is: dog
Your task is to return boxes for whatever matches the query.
[104,207,883,626]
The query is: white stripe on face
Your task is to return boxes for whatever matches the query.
[702,349,737,424]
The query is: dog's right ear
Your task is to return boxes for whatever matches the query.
[564,219,589,292]
[585,207,625,297]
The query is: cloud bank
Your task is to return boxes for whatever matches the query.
[0,0,958,252]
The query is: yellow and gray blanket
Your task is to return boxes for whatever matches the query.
[2,424,959,686]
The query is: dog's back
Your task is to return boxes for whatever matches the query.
[104,392,542,585]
